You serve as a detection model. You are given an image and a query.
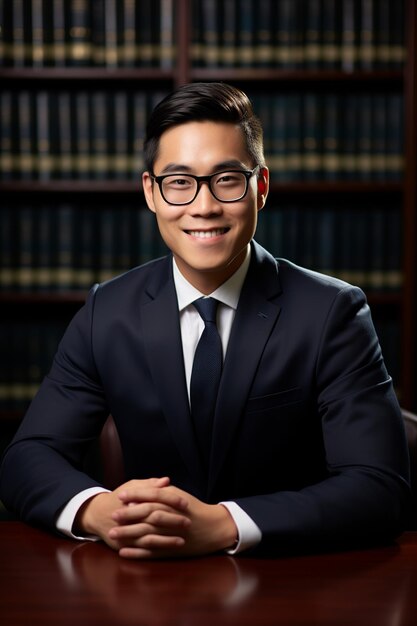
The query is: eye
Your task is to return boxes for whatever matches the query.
[165,176,193,188]
[215,172,243,185]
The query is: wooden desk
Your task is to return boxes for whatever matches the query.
[1,522,417,626]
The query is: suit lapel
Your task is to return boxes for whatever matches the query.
[208,243,282,495]
[140,258,206,489]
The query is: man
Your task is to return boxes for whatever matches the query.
[0,83,410,559]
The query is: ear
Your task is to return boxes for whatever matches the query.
[257,167,269,211]
[142,171,156,213]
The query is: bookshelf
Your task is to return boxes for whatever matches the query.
[0,0,416,425]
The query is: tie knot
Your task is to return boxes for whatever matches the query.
[193,297,219,324]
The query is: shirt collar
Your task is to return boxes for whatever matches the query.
[173,245,251,312]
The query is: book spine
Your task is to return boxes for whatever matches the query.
[0,91,13,180]
[67,0,92,66]
[359,0,376,70]
[121,0,136,66]
[269,94,287,182]
[0,206,14,291]
[160,0,174,69]
[275,0,293,68]
[322,93,341,180]
[113,91,129,179]
[74,91,91,180]
[91,90,109,179]
[98,207,115,282]
[201,0,220,67]
[12,0,26,66]
[371,93,387,180]
[103,0,117,67]
[385,93,404,180]
[237,0,254,67]
[357,93,373,180]
[33,204,52,292]
[52,0,66,66]
[388,0,406,68]
[35,90,51,181]
[340,93,358,179]
[0,0,12,66]
[285,94,303,181]
[341,0,358,71]
[305,0,322,69]
[375,0,390,69]
[321,0,341,69]
[190,0,203,67]
[302,92,322,180]
[31,0,44,66]
[17,90,34,180]
[42,0,55,67]
[221,0,237,67]
[254,0,273,67]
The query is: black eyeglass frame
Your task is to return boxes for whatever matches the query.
[150,166,260,206]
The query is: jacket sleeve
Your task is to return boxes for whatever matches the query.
[0,285,109,530]
[234,285,411,554]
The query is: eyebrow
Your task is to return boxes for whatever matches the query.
[158,159,250,175]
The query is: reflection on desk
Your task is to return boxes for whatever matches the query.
[1,522,417,626]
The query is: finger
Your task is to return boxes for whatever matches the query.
[118,534,186,559]
[117,487,189,511]
[112,501,189,524]
[111,511,191,536]
[109,513,190,542]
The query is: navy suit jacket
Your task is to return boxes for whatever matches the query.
[0,241,411,553]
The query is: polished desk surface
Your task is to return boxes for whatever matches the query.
[1,522,417,626]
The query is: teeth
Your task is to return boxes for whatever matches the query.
[188,229,225,238]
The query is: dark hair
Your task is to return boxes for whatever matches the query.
[144,82,265,173]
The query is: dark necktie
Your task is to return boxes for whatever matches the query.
[190,297,223,466]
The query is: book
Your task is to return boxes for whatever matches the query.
[160,0,174,68]
[321,0,341,68]
[0,91,13,180]
[254,0,273,66]
[35,90,52,180]
[31,0,44,66]
[67,0,92,66]
[52,0,66,66]
[91,90,109,179]
[237,0,254,67]
[304,0,322,69]
[221,0,237,67]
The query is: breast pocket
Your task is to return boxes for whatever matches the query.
[246,387,303,414]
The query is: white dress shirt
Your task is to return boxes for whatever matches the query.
[57,245,262,553]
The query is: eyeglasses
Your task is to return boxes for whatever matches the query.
[151,167,259,206]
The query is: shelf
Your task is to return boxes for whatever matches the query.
[0,180,142,194]
[0,292,88,305]
[0,180,403,195]
[190,68,404,85]
[0,68,404,91]
[0,67,176,82]
[268,181,403,195]
[0,410,24,423]
[0,0,415,410]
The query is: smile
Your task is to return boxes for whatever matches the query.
[186,228,229,238]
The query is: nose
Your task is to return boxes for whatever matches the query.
[190,181,222,215]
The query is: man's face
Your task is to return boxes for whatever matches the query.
[142,121,268,293]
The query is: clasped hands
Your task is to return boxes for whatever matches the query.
[75,477,237,559]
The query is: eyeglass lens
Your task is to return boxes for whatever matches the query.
[161,171,248,204]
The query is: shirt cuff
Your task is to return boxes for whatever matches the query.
[220,501,262,554]
[56,487,110,540]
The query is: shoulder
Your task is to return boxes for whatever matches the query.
[252,241,365,304]
[277,257,359,292]
[92,254,172,302]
